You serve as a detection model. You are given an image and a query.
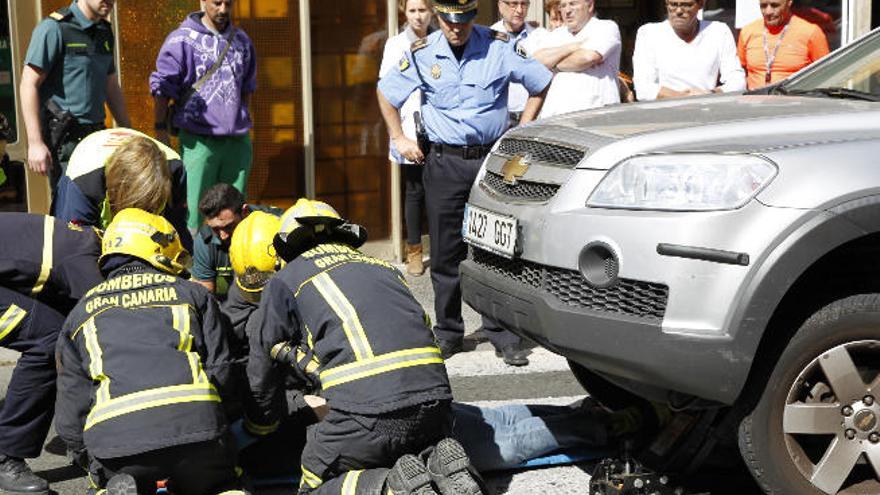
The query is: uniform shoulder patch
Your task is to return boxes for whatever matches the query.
[48,9,72,21]
[515,40,528,58]
[398,55,410,72]
[411,37,428,53]
[66,221,83,232]
[493,30,510,42]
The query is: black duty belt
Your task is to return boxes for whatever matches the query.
[430,142,494,160]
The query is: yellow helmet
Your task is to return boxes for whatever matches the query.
[99,208,191,276]
[274,198,345,261]
[230,211,282,296]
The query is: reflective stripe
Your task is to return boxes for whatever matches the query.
[85,382,220,430]
[31,217,54,295]
[342,470,363,495]
[0,305,26,342]
[244,416,279,436]
[171,305,192,351]
[320,347,443,390]
[83,319,111,404]
[312,273,373,360]
[171,305,207,383]
[301,465,323,489]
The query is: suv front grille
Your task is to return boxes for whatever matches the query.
[470,248,668,320]
[480,171,560,203]
[496,138,586,168]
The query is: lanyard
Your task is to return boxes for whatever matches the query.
[762,23,789,83]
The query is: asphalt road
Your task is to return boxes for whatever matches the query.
[0,261,762,494]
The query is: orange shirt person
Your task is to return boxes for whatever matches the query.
[737,0,829,90]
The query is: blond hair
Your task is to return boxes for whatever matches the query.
[545,0,561,15]
[399,0,433,14]
[105,137,172,216]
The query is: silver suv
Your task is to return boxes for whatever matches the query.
[460,28,880,495]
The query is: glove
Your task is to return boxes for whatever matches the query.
[66,446,89,472]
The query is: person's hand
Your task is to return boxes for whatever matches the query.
[304,394,329,421]
[26,140,52,175]
[393,136,424,164]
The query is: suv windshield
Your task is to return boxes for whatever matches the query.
[778,29,880,99]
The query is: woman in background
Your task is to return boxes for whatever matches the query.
[378,0,435,277]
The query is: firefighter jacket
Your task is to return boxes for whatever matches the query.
[0,213,103,314]
[245,243,451,434]
[56,261,241,459]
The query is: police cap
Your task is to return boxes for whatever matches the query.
[434,0,478,23]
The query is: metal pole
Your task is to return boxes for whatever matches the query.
[300,0,315,198]
[388,0,405,261]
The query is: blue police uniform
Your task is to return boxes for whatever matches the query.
[379,25,552,357]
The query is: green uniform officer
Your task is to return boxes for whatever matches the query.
[19,0,130,201]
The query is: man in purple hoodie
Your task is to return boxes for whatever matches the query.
[150,0,257,233]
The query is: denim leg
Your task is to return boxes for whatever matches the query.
[451,402,607,472]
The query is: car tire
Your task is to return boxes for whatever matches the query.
[739,294,880,495]
[567,359,651,411]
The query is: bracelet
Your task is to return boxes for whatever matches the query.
[154,122,168,131]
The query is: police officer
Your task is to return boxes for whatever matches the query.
[55,209,245,495]
[20,0,130,197]
[194,183,283,300]
[377,0,552,366]
[244,199,480,494]
[0,213,103,493]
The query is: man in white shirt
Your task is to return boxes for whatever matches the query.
[531,0,621,118]
[491,0,537,126]
[632,0,745,100]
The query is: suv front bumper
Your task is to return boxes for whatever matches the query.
[462,249,748,404]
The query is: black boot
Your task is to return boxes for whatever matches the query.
[385,455,438,495]
[425,438,482,495]
[0,456,49,494]
[105,473,138,495]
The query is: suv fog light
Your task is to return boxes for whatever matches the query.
[578,242,618,288]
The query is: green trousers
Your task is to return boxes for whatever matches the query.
[179,129,253,229]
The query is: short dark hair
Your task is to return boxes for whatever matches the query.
[198,183,245,219]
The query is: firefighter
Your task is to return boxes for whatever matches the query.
[244,199,483,494]
[55,208,246,495]
[0,213,103,494]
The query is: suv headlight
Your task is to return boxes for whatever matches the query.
[587,154,777,211]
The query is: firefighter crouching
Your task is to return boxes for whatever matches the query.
[0,213,103,494]
[55,208,247,495]
[243,199,483,494]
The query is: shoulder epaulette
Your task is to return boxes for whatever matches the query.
[493,30,510,42]
[48,8,72,22]
[411,38,428,53]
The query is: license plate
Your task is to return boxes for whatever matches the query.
[463,204,518,258]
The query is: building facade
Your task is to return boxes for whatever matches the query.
[1,0,876,257]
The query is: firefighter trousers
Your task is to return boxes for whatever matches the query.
[298,400,452,494]
[0,286,65,459]
[90,437,243,495]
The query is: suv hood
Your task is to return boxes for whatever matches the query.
[507,94,880,170]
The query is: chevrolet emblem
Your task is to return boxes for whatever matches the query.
[501,154,530,185]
